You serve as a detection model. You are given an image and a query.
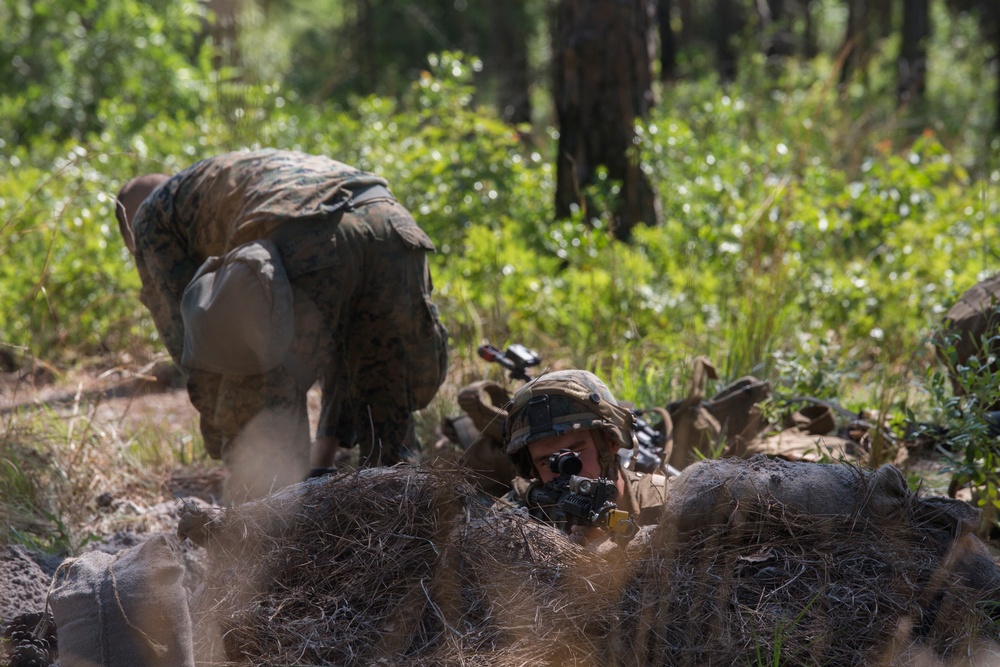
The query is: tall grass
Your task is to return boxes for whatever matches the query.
[0,385,203,552]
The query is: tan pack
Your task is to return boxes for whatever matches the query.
[667,357,771,469]
[450,380,517,497]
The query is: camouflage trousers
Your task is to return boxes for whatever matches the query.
[135,195,448,487]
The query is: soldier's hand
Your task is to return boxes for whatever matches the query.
[568,525,589,546]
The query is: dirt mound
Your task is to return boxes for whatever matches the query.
[0,547,62,627]
[183,461,1000,666]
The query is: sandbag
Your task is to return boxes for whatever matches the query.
[631,456,1000,665]
[50,535,195,667]
[456,380,510,443]
[664,455,980,539]
[182,464,1000,666]
[704,375,771,454]
[785,403,837,435]
[745,428,861,463]
[460,435,517,497]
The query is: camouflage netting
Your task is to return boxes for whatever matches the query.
[183,459,1000,666]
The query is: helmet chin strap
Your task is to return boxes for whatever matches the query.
[591,430,621,482]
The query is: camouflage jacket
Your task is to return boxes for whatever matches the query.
[134,149,389,264]
[132,149,394,364]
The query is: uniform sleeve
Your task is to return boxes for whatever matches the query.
[629,472,670,527]
[132,188,200,365]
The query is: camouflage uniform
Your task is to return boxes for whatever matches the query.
[131,149,448,470]
[499,370,669,531]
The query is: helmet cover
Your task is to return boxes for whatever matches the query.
[504,370,637,477]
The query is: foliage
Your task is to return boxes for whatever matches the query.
[0,0,212,146]
[1,45,998,383]
[279,0,494,101]
[637,52,999,381]
[916,324,1000,533]
[240,0,549,114]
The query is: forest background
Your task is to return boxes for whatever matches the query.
[2,0,1000,550]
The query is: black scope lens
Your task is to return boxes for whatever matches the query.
[547,449,583,476]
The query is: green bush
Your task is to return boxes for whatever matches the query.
[917,324,1000,533]
[0,0,211,146]
[0,42,998,454]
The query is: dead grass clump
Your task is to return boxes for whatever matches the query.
[615,460,1000,666]
[188,462,1000,666]
[193,466,618,666]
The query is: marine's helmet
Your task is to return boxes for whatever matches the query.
[504,369,637,478]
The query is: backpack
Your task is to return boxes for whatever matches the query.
[450,380,517,497]
[180,239,294,376]
[667,357,771,469]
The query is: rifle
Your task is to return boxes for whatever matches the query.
[525,449,637,540]
[477,343,541,382]
[626,409,667,474]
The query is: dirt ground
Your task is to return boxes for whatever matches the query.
[0,357,388,662]
[0,358,330,503]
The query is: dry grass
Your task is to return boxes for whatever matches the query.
[183,465,1000,667]
[0,366,216,551]
[3,365,1000,665]
[189,466,615,666]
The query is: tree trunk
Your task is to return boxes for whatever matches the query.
[715,0,739,81]
[898,0,929,107]
[765,0,793,58]
[839,0,869,85]
[357,0,377,88]
[677,0,695,42]
[989,2,1000,135]
[658,0,678,81]
[490,0,532,125]
[840,0,894,85]
[552,0,658,240]
[803,0,818,58]
[996,23,1000,136]
[873,0,893,39]
[202,0,239,72]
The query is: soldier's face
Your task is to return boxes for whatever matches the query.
[528,430,607,483]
